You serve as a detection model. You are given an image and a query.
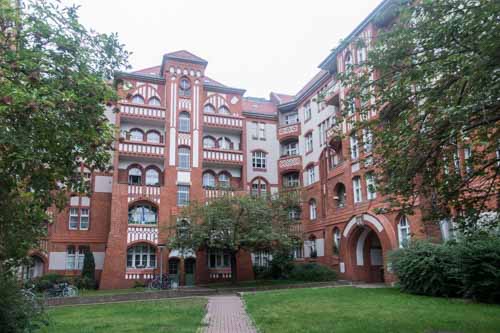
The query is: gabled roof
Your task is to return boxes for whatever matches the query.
[132,66,161,76]
[242,97,277,119]
[270,92,294,104]
[163,50,208,66]
[277,70,330,111]
[203,76,246,95]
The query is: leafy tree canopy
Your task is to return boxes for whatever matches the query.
[338,0,500,231]
[0,0,129,271]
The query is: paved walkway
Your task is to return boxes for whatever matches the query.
[201,295,257,333]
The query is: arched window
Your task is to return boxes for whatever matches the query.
[179,112,191,132]
[218,106,230,115]
[130,129,144,142]
[128,167,142,185]
[145,168,160,186]
[128,203,158,225]
[146,131,161,144]
[251,178,268,197]
[398,216,410,248]
[148,97,161,106]
[178,147,190,169]
[132,95,145,104]
[127,244,156,268]
[309,199,317,220]
[179,78,191,97]
[203,136,216,149]
[202,172,215,188]
[218,172,230,188]
[333,228,341,255]
[203,104,215,113]
[217,137,232,150]
[334,183,346,208]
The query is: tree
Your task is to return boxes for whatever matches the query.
[80,249,96,289]
[168,193,301,283]
[0,0,128,330]
[337,0,500,231]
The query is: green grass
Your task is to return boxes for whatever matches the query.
[78,287,146,297]
[203,279,308,289]
[243,287,500,333]
[40,298,207,333]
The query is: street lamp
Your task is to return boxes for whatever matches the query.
[157,243,166,285]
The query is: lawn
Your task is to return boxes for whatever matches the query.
[40,298,207,333]
[243,287,500,333]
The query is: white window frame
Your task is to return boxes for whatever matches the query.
[283,141,298,156]
[398,216,411,248]
[79,208,89,230]
[350,134,359,160]
[285,112,299,125]
[309,200,317,220]
[218,173,230,188]
[208,249,231,269]
[283,173,300,188]
[69,207,79,230]
[177,185,190,206]
[66,246,76,269]
[202,172,216,188]
[353,177,362,203]
[252,151,267,169]
[145,169,160,186]
[307,166,316,186]
[128,167,142,185]
[304,102,312,121]
[333,228,341,254]
[146,131,161,143]
[178,112,191,133]
[305,133,313,153]
[127,244,157,269]
[363,128,373,153]
[366,173,377,200]
[178,147,190,169]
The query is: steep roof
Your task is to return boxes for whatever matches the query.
[242,97,277,118]
[270,92,294,104]
[163,50,208,65]
[132,66,161,76]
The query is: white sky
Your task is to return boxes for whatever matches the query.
[63,0,382,98]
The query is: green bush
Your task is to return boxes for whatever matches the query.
[391,237,500,303]
[269,249,294,279]
[288,263,337,282]
[79,250,97,290]
[390,241,462,297]
[31,273,71,292]
[74,276,97,290]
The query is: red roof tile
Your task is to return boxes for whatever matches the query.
[242,98,277,115]
[132,66,161,76]
[164,50,207,64]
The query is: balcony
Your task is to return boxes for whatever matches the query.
[120,103,166,121]
[278,123,301,141]
[324,81,340,106]
[204,188,245,201]
[278,155,302,172]
[203,148,243,165]
[118,141,165,159]
[326,123,343,143]
[127,185,161,204]
[203,114,243,130]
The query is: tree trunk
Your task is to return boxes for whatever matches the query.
[230,251,238,284]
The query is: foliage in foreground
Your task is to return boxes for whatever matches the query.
[338,0,500,230]
[390,237,500,303]
[287,263,337,282]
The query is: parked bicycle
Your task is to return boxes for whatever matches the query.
[45,282,78,298]
[147,274,171,290]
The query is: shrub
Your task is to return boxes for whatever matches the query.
[80,250,97,290]
[31,273,71,292]
[269,249,294,279]
[74,276,97,290]
[253,265,272,280]
[288,263,337,282]
[390,241,462,297]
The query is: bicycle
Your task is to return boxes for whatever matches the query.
[45,282,79,298]
[147,274,171,290]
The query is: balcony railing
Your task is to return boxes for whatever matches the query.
[127,185,161,204]
[120,103,166,120]
[324,81,340,106]
[326,123,343,142]
[278,155,302,171]
[127,226,159,244]
[203,114,243,130]
[119,141,165,158]
[278,123,301,141]
[203,148,243,165]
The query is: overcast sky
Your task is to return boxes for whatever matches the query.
[62,0,382,98]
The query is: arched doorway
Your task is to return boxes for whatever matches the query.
[184,258,196,286]
[348,226,384,283]
[20,255,45,281]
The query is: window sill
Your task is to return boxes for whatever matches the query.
[128,223,158,227]
[252,168,267,172]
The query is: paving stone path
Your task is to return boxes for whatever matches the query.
[201,295,257,333]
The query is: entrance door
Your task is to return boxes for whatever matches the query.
[184,258,196,286]
[168,258,180,287]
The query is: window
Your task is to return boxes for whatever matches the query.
[259,122,266,140]
[357,47,367,64]
[288,207,301,220]
[130,129,144,142]
[203,104,215,113]
[178,147,190,169]
[305,132,313,153]
[218,106,230,115]
[363,129,373,153]
[304,102,312,121]
[335,183,346,208]
[251,178,268,197]
[179,78,191,97]
[253,250,272,268]
[464,147,473,175]
[306,165,316,185]
[319,118,331,146]
[218,173,230,188]
[202,172,215,188]
[203,136,216,148]
[283,173,300,188]
[344,52,353,71]
[292,244,303,259]
[217,137,232,150]
[146,131,161,144]
[77,246,86,270]
[350,133,359,160]
[127,244,156,269]
[353,176,362,203]
[177,185,190,206]
[66,246,76,269]
[366,172,377,200]
[208,249,230,269]
[252,151,267,169]
[69,208,79,230]
[132,95,145,104]
[169,259,179,274]
[282,141,298,156]
[284,112,299,125]
[80,208,89,230]
[145,169,160,186]
[309,236,317,257]
[309,199,317,220]
[148,97,161,106]
[179,112,190,132]
[128,204,158,225]
[128,167,142,185]
[347,98,356,116]
[333,228,341,255]
[398,216,411,248]
[250,121,265,140]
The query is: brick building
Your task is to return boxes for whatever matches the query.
[23,0,481,288]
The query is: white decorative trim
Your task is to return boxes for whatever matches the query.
[356,228,370,266]
[343,214,384,237]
